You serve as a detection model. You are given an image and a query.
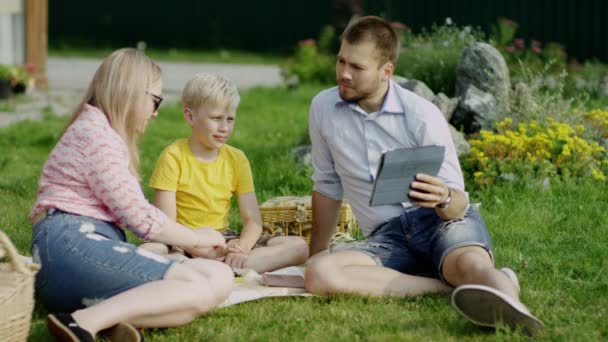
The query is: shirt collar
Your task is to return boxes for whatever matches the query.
[335,80,404,115]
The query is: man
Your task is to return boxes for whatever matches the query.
[304,16,543,335]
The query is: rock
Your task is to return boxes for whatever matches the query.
[433,93,459,121]
[391,75,409,85]
[449,125,470,156]
[291,145,312,166]
[456,42,510,115]
[401,79,435,102]
[450,85,498,133]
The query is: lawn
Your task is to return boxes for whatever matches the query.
[1,85,607,341]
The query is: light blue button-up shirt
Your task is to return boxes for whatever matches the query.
[309,80,466,237]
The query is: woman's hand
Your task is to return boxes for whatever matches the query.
[193,227,227,248]
[226,238,250,254]
[182,227,227,258]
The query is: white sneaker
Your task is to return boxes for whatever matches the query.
[500,267,520,294]
[452,284,544,335]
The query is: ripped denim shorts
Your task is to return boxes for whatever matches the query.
[331,206,493,280]
[31,209,176,313]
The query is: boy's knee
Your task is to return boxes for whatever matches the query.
[296,243,310,263]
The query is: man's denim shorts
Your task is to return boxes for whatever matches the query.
[31,209,177,313]
[331,206,493,281]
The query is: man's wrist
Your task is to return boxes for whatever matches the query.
[436,187,452,209]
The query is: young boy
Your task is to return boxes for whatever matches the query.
[144,73,308,273]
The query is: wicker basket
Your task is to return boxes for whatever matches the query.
[259,196,359,243]
[0,230,39,342]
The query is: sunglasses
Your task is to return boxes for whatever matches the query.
[146,92,164,113]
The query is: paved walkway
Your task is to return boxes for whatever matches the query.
[0,57,282,128]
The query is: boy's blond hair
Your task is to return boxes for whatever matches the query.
[182,73,240,112]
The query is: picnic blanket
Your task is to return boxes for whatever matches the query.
[219,266,312,308]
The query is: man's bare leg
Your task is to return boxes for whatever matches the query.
[305,250,451,297]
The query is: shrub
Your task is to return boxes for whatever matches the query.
[462,117,608,187]
[507,61,588,127]
[281,26,336,85]
[490,18,567,81]
[565,60,608,99]
[396,19,484,96]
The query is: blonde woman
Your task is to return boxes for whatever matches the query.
[30,48,233,342]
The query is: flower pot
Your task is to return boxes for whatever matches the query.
[12,82,26,94]
[0,79,12,99]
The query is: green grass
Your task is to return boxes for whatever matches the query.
[49,47,286,65]
[1,86,607,341]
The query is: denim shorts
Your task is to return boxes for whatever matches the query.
[31,209,177,313]
[331,207,493,281]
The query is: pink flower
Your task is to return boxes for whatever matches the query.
[514,38,525,49]
[390,21,409,31]
[501,18,517,26]
[25,63,35,73]
[506,45,515,53]
[298,39,316,47]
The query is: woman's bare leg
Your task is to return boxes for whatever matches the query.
[70,259,233,335]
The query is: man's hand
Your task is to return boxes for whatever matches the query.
[408,173,450,208]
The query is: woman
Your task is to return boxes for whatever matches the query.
[30,48,233,342]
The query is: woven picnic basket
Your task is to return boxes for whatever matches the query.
[259,196,359,243]
[0,230,39,342]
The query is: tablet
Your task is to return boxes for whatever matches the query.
[369,145,445,206]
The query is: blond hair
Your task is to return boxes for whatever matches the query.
[342,16,400,66]
[62,48,161,178]
[181,73,240,113]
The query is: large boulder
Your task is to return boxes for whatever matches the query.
[433,92,459,121]
[456,42,510,115]
[450,85,498,133]
[400,79,435,102]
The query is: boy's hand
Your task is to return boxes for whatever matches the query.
[224,252,249,269]
[226,238,250,254]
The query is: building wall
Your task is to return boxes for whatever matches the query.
[0,0,25,65]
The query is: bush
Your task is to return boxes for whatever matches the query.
[507,61,590,127]
[565,60,608,99]
[462,117,608,187]
[281,26,336,85]
[491,18,567,81]
[396,20,484,96]
[0,64,11,80]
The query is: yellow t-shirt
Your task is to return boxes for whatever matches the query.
[149,139,254,230]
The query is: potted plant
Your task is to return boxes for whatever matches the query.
[9,64,34,94]
[0,64,12,99]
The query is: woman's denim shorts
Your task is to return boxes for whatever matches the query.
[331,206,493,281]
[31,209,177,313]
